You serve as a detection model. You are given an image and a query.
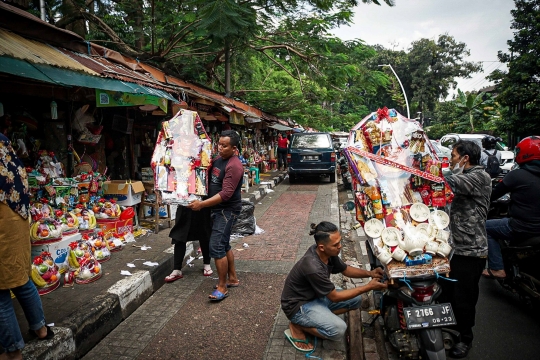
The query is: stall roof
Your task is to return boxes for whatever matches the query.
[0,28,97,75]
[268,123,293,131]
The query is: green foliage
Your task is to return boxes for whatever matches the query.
[487,0,540,136]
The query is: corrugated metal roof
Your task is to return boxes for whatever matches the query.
[0,28,97,75]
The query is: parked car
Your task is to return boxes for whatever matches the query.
[287,132,336,183]
[439,133,515,173]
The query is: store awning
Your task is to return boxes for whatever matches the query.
[0,56,177,101]
[245,116,261,123]
[268,123,292,131]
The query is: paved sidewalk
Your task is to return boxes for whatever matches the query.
[13,171,286,360]
[82,178,348,360]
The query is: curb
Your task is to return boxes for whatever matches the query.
[23,172,287,360]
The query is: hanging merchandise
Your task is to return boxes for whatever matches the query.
[151,110,212,205]
[342,107,454,279]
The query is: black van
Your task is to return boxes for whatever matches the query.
[287,132,336,183]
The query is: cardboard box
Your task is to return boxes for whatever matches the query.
[102,180,145,206]
[97,218,134,237]
[31,233,82,270]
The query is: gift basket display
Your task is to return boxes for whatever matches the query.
[151,110,212,205]
[93,198,121,219]
[55,209,79,235]
[31,252,61,295]
[29,202,63,244]
[72,205,97,232]
[67,241,102,284]
[83,233,111,262]
[343,108,454,279]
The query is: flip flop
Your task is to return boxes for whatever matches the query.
[209,289,229,301]
[29,325,55,340]
[213,281,240,289]
[284,329,312,352]
[203,268,214,277]
[165,273,183,283]
[482,268,506,280]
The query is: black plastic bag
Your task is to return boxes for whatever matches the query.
[232,200,256,235]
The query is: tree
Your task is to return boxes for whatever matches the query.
[455,89,495,132]
[367,35,482,117]
[488,0,540,136]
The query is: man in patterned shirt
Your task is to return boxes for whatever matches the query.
[442,140,491,358]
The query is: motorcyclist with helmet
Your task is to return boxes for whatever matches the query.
[482,136,540,279]
[480,135,502,167]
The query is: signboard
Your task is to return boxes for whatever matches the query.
[95,89,168,112]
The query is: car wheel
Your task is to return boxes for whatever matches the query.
[329,173,336,183]
[289,174,296,184]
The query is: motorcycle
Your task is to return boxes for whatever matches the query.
[366,240,459,360]
[488,195,540,307]
[338,154,352,190]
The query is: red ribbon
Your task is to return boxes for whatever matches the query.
[376,107,390,122]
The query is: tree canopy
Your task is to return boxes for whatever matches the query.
[488,0,540,136]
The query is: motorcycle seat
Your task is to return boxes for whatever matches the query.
[505,236,540,250]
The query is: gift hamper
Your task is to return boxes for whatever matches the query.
[343,108,454,279]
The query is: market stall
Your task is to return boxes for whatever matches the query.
[343,108,454,280]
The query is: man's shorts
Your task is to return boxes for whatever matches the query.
[289,292,361,341]
[208,209,240,259]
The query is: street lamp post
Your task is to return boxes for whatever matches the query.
[378,64,410,119]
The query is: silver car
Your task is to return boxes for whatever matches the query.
[439,133,515,173]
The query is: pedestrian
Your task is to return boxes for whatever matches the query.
[164,205,212,283]
[277,133,289,171]
[0,133,54,360]
[280,221,387,352]
[480,135,502,178]
[482,136,540,279]
[442,139,491,358]
[187,130,244,301]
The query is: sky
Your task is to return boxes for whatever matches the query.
[332,0,516,99]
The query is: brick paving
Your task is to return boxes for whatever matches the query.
[83,178,352,360]
[233,193,317,261]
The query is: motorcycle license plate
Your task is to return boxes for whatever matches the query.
[403,303,456,330]
[303,155,319,161]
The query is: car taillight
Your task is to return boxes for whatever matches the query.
[411,284,436,302]
[441,157,449,168]
[331,152,336,162]
[287,154,291,163]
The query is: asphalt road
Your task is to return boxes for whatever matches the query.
[465,278,540,360]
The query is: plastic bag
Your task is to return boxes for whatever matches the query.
[232,200,256,235]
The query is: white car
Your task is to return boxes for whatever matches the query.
[439,134,515,173]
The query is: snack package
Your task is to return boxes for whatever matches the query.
[31,252,61,295]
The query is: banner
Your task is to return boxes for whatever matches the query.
[95,89,168,112]
[345,147,445,183]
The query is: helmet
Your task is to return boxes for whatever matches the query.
[481,135,499,149]
[515,136,540,165]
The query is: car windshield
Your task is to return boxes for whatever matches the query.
[430,141,441,153]
[291,134,331,149]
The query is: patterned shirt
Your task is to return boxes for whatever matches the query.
[0,134,30,219]
[445,165,492,257]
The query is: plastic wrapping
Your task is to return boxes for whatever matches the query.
[151,110,212,205]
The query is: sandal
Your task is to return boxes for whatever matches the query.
[165,271,183,283]
[203,268,213,277]
[209,289,229,301]
[482,268,506,280]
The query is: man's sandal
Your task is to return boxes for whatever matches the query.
[284,329,312,352]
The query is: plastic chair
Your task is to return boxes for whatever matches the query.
[249,166,260,185]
